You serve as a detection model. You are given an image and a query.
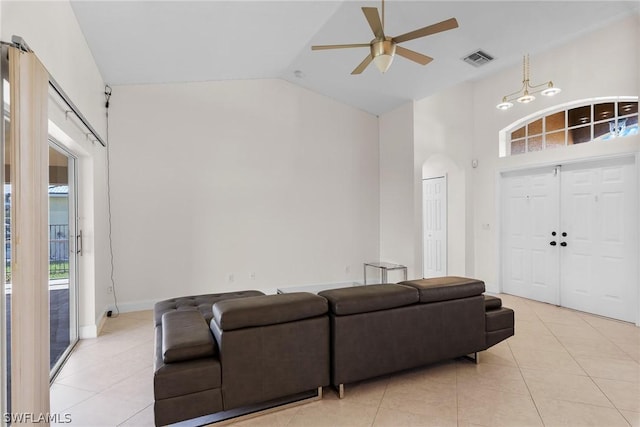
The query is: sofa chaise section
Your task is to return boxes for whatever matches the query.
[153,290,330,426]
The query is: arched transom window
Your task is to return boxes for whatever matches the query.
[501,97,638,157]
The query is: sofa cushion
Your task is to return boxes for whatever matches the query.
[484,295,503,311]
[399,277,485,303]
[212,292,327,331]
[154,290,265,326]
[162,311,216,363]
[319,284,419,316]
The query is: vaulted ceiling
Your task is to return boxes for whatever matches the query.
[70,1,639,115]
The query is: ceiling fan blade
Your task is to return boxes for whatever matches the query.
[392,17,459,44]
[362,7,384,39]
[395,46,433,66]
[351,54,373,75]
[312,43,370,50]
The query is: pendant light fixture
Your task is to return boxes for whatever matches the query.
[496,54,561,110]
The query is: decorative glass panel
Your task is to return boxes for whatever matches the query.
[527,135,543,152]
[569,125,591,144]
[545,130,565,149]
[594,103,615,121]
[618,102,638,116]
[568,105,591,127]
[545,111,565,132]
[527,119,543,136]
[511,126,525,140]
[511,139,525,155]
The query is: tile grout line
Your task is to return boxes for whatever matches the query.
[369,378,389,426]
[116,402,153,427]
[50,383,98,415]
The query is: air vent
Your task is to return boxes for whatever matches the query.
[462,50,494,67]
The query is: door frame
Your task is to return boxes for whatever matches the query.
[422,175,448,278]
[497,152,640,326]
[48,139,79,380]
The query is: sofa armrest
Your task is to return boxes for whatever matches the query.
[212,292,327,331]
[162,310,216,363]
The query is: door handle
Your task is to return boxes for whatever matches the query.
[560,242,567,247]
[550,241,557,246]
[76,230,83,256]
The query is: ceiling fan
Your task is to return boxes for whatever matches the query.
[311,0,459,75]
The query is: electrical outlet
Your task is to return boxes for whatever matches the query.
[250,272,256,280]
[227,274,234,283]
[345,266,350,274]
[107,286,113,294]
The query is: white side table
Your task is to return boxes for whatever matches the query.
[363,262,408,285]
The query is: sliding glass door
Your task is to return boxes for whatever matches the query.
[48,142,78,379]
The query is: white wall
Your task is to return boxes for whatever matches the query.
[414,83,475,277]
[108,79,379,306]
[379,102,417,279]
[379,14,639,291]
[2,0,109,335]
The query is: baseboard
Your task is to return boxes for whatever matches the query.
[113,281,361,313]
[111,299,156,313]
[79,318,99,339]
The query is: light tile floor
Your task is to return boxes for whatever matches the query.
[50,294,640,426]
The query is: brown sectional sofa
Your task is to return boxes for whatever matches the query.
[153,277,514,425]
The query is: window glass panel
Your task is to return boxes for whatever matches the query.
[618,102,638,116]
[527,135,543,152]
[618,116,638,137]
[511,126,525,140]
[545,111,565,132]
[527,119,542,136]
[594,103,615,122]
[511,139,525,155]
[569,125,591,144]
[568,105,592,127]
[594,121,615,141]
[545,130,565,149]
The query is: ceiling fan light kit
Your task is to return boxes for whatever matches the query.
[496,54,561,110]
[372,38,396,73]
[311,0,458,75]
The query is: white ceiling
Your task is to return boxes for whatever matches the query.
[70,1,639,115]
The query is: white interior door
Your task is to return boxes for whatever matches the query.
[501,167,560,304]
[560,157,638,322]
[423,176,447,278]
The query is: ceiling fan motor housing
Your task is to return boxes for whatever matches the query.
[371,37,396,59]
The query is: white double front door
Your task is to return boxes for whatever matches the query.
[501,156,638,322]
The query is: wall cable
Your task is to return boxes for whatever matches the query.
[104,85,120,317]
